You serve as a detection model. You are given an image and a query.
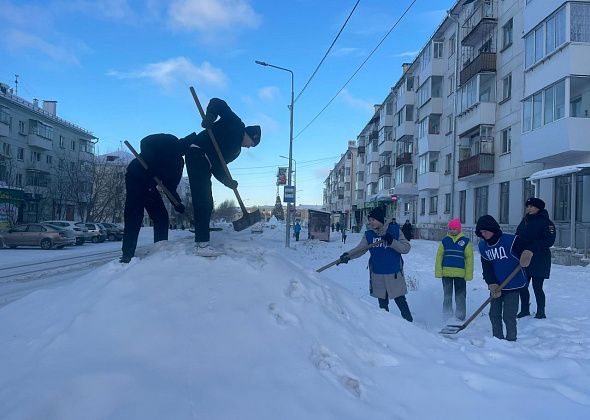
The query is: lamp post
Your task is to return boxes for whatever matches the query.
[256,60,294,247]
[279,155,296,207]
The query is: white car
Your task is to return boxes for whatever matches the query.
[42,220,88,245]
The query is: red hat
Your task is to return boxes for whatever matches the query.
[448,218,461,231]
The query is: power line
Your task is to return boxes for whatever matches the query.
[294,0,361,104]
[295,0,418,140]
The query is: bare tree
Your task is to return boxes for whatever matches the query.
[0,154,23,227]
[213,199,238,222]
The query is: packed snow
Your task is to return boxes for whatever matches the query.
[0,223,589,419]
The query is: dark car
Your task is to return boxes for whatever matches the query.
[99,223,124,241]
[0,223,76,249]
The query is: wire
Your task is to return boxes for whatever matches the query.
[295,0,418,140]
[294,0,361,104]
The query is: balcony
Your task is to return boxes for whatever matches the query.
[461,0,497,47]
[396,152,412,167]
[417,172,440,191]
[456,102,496,136]
[378,165,392,177]
[521,117,590,163]
[28,133,53,150]
[369,130,379,141]
[357,145,365,155]
[26,161,51,173]
[460,52,496,86]
[458,153,494,179]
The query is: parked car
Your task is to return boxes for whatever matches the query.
[99,223,124,241]
[0,223,76,249]
[42,220,88,245]
[75,222,106,243]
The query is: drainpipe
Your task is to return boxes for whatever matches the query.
[448,11,461,218]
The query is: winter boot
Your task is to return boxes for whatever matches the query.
[394,296,413,322]
[194,242,223,257]
[516,304,530,318]
[119,256,132,264]
[534,309,546,319]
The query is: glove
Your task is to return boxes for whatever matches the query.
[223,179,238,190]
[381,233,393,245]
[174,203,186,214]
[201,112,217,129]
[488,284,501,299]
[337,252,350,265]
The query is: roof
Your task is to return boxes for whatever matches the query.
[527,163,590,180]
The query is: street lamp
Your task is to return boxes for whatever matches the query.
[256,60,294,248]
[279,155,296,207]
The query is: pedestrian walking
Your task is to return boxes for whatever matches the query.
[401,219,413,241]
[435,219,474,321]
[516,197,556,319]
[337,207,413,322]
[341,227,347,244]
[476,215,530,341]
[293,221,301,241]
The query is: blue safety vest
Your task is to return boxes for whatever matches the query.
[365,224,402,274]
[478,234,527,290]
[442,235,470,269]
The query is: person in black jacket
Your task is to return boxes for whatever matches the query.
[516,197,556,319]
[120,134,186,263]
[401,219,413,241]
[180,98,261,256]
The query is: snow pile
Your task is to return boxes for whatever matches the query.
[0,225,589,419]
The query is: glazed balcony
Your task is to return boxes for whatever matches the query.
[395,152,412,167]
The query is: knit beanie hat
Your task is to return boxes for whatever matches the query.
[245,125,261,146]
[475,215,501,238]
[447,218,461,231]
[368,207,385,225]
[525,197,545,210]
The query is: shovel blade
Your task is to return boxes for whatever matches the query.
[439,324,464,335]
[232,210,262,232]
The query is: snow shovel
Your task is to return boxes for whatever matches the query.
[316,240,385,273]
[124,140,181,207]
[189,86,261,232]
[439,250,533,335]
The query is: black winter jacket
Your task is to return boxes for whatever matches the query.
[179,98,245,186]
[515,209,556,279]
[126,133,184,205]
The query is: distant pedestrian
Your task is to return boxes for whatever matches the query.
[516,197,556,319]
[435,219,474,321]
[336,222,341,232]
[341,227,347,244]
[401,219,413,241]
[476,215,530,341]
[293,221,301,241]
[337,207,413,322]
[331,223,335,232]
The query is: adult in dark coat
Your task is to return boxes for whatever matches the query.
[401,220,413,241]
[120,134,185,263]
[516,197,556,319]
[179,98,261,256]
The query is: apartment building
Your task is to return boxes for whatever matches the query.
[0,82,97,224]
[324,0,590,251]
[323,141,357,229]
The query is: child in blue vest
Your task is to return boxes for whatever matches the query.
[435,218,474,321]
[476,215,529,341]
[338,207,413,322]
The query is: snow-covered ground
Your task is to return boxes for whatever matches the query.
[0,224,589,419]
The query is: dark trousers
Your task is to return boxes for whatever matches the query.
[121,182,169,259]
[519,276,546,313]
[185,148,213,243]
[378,293,413,322]
[294,232,300,241]
[442,277,467,320]
[489,289,520,341]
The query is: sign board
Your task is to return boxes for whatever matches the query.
[283,185,295,203]
[308,209,331,241]
[277,167,287,185]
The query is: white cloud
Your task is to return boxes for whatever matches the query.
[332,47,363,57]
[168,0,261,32]
[257,86,280,102]
[338,89,374,113]
[394,50,419,58]
[4,29,81,66]
[107,57,227,88]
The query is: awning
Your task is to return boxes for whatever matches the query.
[527,163,590,181]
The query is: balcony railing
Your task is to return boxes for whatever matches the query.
[461,0,497,46]
[378,165,392,177]
[458,153,494,178]
[395,152,412,167]
[460,52,496,85]
[369,130,379,141]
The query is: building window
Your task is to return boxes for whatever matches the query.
[18,121,25,134]
[71,140,76,151]
[449,34,456,57]
[46,155,53,165]
[570,76,590,118]
[474,186,489,222]
[433,41,444,59]
[501,127,512,154]
[15,173,23,187]
[444,193,451,213]
[420,197,426,215]
[59,135,65,148]
[448,74,455,96]
[2,143,11,157]
[459,190,466,223]
[405,105,414,122]
[59,159,65,170]
[445,153,452,175]
[501,74,512,102]
[30,151,41,162]
[554,175,571,221]
[499,181,510,224]
[523,179,537,204]
[525,6,566,68]
[571,3,590,42]
[429,195,438,214]
[17,147,24,160]
[502,18,513,49]
[523,79,565,132]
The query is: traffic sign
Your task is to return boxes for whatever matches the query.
[284,185,295,203]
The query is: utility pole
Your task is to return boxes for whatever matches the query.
[14,74,19,95]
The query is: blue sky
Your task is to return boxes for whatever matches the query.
[1,0,453,206]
